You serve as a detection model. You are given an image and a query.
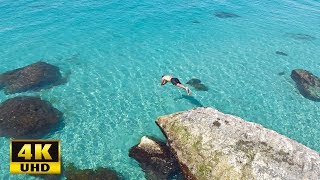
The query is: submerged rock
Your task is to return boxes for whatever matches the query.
[276,51,288,56]
[278,71,285,76]
[156,107,320,180]
[0,96,62,138]
[31,174,62,180]
[286,33,316,41]
[214,12,240,18]
[193,83,209,91]
[129,136,181,180]
[186,78,208,91]
[291,69,320,101]
[0,61,65,94]
[186,78,201,85]
[65,163,120,180]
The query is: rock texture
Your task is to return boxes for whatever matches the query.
[0,61,64,94]
[291,69,320,101]
[156,107,320,180]
[129,136,181,179]
[65,163,120,180]
[0,96,62,138]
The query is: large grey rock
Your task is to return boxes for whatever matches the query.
[129,136,181,180]
[156,107,320,180]
[0,61,65,94]
[291,69,320,101]
[0,96,62,138]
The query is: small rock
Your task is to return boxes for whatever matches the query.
[291,69,320,101]
[286,33,316,41]
[276,51,288,56]
[214,12,240,18]
[278,71,285,76]
[129,136,181,179]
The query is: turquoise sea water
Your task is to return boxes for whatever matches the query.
[0,0,319,179]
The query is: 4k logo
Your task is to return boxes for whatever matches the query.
[10,140,60,174]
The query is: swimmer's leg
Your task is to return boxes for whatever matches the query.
[176,84,191,95]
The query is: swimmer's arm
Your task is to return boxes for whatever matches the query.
[161,79,167,85]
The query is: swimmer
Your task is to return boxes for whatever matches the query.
[161,75,191,95]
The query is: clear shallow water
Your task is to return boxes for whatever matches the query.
[0,0,320,179]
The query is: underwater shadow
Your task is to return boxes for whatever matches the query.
[177,95,204,107]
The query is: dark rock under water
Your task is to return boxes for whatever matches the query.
[291,69,320,101]
[0,96,62,138]
[186,78,201,85]
[276,51,288,56]
[214,12,240,18]
[286,33,316,41]
[186,78,208,91]
[65,163,120,180]
[0,61,66,94]
[193,83,209,91]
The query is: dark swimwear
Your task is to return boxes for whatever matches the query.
[171,78,181,86]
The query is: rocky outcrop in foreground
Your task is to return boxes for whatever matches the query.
[0,61,65,94]
[156,107,320,180]
[291,69,320,101]
[129,136,181,179]
[0,96,62,138]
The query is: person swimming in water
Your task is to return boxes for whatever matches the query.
[161,75,191,95]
